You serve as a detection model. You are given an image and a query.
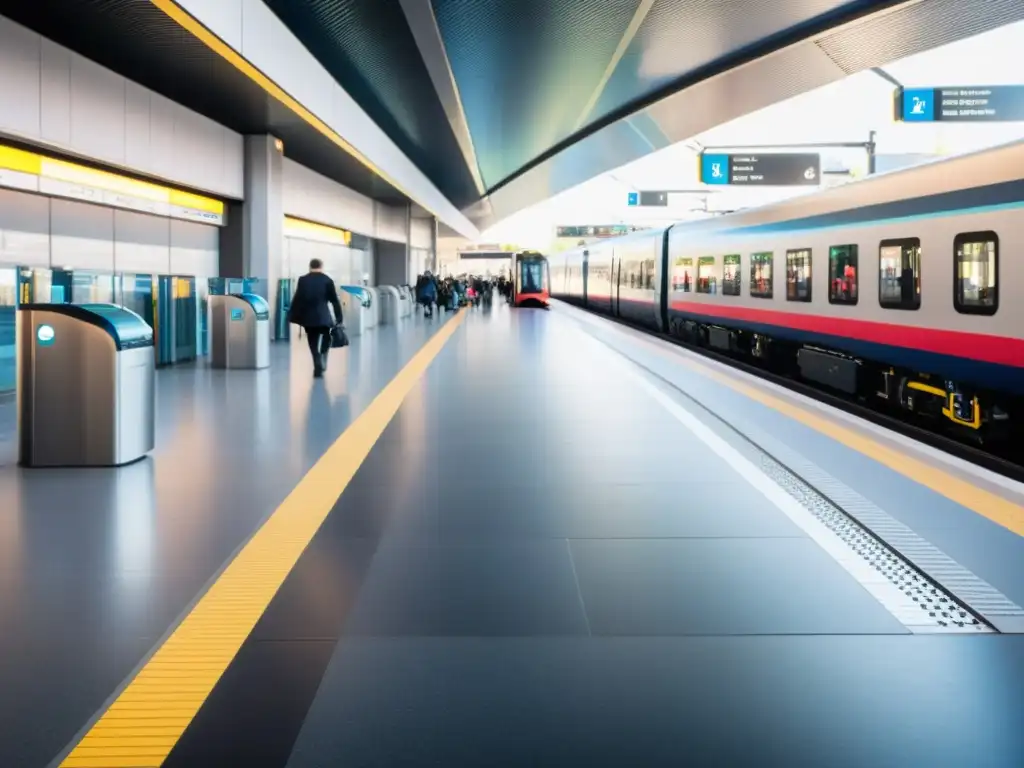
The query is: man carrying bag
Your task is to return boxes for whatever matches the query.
[287,258,345,378]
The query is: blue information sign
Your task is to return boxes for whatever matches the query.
[627,191,638,206]
[230,308,244,321]
[897,86,1024,122]
[699,152,819,186]
[701,154,731,185]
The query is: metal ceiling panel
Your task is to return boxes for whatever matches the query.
[0,0,409,204]
[262,0,480,209]
[431,0,642,190]
[586,0,887,128]
[476,0,1024,230]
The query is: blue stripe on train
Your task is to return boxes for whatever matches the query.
[668,308,1024,396]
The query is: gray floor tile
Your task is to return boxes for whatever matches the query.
[570,538,908,635]
[437,481,803,539]
[344,540,589,637]
[287,635,1024,768]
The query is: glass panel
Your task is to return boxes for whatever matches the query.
[723,254,741,296]
[955,235,997,312]
[0,267,16,394]
[521,260,544,293]
[786,249,812,302]
[70,270,115,305]
[672,257,693,293]
[749,252,773,298]
[879,239,921,309]
[696,256,717,294]
[828,245,858,305]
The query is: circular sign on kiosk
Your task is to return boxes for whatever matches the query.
[36,324,55,346]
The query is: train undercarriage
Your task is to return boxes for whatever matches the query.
[668,316,1017,446]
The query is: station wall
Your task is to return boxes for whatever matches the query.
[0,15,243,200]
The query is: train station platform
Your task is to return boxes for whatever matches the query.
[6,300,1024,767]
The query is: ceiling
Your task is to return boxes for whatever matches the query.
[265,0,899,209]
[4,0,1023,235]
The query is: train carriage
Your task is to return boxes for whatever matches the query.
[550,139,1024,441]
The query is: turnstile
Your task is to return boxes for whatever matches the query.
[209,293,271,369]
[364,287,380,330]
[18,303,155,467]
[379,286,401,325]
[339,286,370,337]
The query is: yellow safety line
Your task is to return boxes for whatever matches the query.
[60,311,466,768]
[149,0,442,222]
[597,315,1024,538]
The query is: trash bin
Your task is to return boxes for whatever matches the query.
[18,303,155,467]
[209,293,271,369]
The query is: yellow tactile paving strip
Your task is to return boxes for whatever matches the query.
[59,311,465,767]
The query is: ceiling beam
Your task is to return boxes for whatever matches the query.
[398,0,487,198]
[573,0,658,132]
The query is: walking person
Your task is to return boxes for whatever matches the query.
[287,258,343,378]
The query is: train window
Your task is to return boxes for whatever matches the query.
[828,245,858,305]
[749,252,773,298]
[954,232,998,315]
[786,249,812,302]
[671,257,693,292]
[879,238,921,310]
[644,259,656,290]
[696,256,717,294]
[723,255,741,296]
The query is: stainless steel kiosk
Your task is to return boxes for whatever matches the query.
[18,303,155,467]
[209,293,271,369]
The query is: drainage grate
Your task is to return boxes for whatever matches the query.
[760,454,992,633]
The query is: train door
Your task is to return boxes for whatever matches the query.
[582,251,589,307]
[612,255,620,316]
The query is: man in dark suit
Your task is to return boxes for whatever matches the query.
[287,258,344,378]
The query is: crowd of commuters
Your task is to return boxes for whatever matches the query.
[413,271,512,316]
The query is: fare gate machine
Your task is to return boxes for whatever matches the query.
[339,286,369,337]
[209,293,271,369]
[17,303,156,467]
[379,286,401,325]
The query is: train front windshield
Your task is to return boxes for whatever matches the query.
[520,260,545,294]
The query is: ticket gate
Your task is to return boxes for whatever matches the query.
[396,286,413,318]
[339,286,370,337]
[18,303,155,467]
[378,286,401,325]
[209,293,271,369]
[364,287,380,330]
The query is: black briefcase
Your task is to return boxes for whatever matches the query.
[330,324,349,349]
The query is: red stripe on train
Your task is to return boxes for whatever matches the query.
[669,300,1024,368]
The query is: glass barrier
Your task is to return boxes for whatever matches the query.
[0,267,15,395]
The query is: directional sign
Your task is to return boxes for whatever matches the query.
[627,191,638,206]
[897,86,1024,122]
[639,191,668,206]
[699,153,820,186]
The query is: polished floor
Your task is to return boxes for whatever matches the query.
[5,302,1024,767]
[0,313,454,768]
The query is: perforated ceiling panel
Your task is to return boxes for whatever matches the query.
[815,0,1024,74]
[588,0,888,127]
[263,0,480,208]
[432,0,642,190]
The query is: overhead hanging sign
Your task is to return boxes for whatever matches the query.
[896,86,1024,123]
[0,143,225,225]
[556,225,641,238]
[700,153,820,186]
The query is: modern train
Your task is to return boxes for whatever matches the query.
[551,140,1024,442]
[511,250,551,308]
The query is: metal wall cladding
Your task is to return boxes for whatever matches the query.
[432,0,642,190]
[587,0,886,129]
[815,0,1024,74]
[263,0,479,208]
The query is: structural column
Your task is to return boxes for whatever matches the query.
[430,216,438,273]
[220,134,284,329]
